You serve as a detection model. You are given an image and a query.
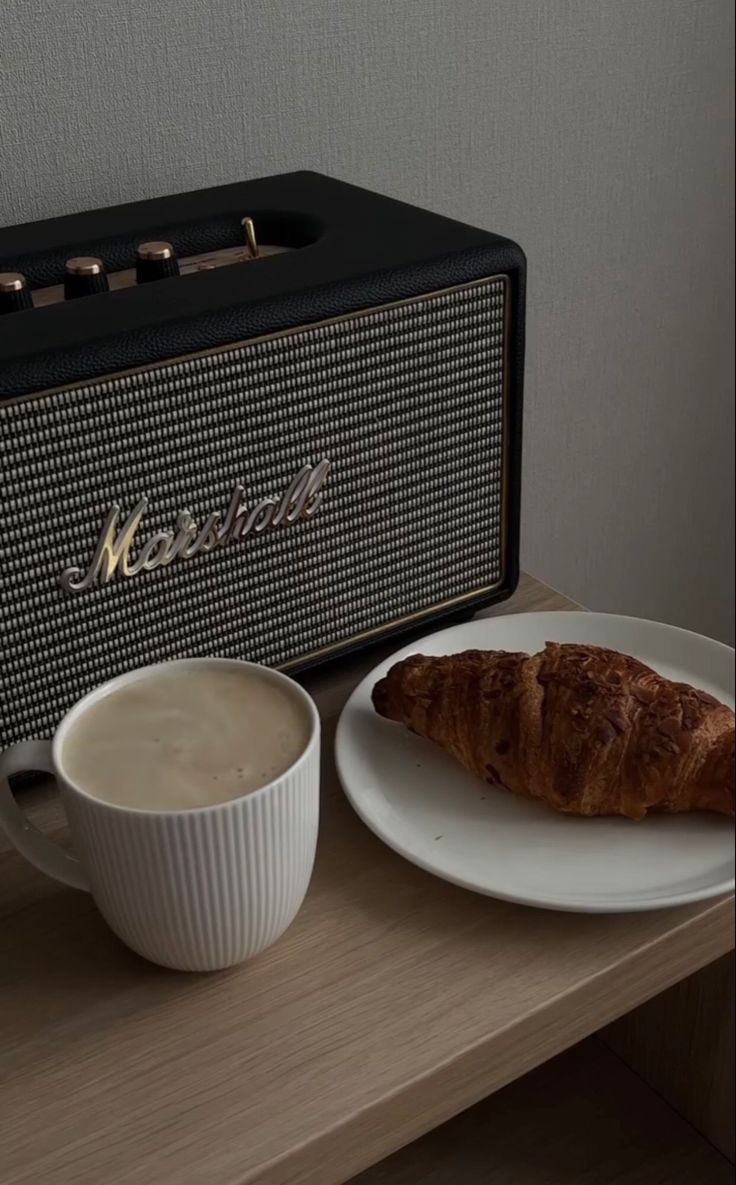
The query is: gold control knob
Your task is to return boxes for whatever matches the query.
[136,241,180,284]
[0,272,33,315]
[64,257,109,300]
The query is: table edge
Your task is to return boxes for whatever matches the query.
[243,893,735,1185]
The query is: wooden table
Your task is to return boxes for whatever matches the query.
[1,574,733,1185]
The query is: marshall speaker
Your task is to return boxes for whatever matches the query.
[0,171,525,747]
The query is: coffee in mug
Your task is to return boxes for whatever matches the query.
[62,666,312,811]
[0,659,320,971]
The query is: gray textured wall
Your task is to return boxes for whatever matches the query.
[2,0,734,641]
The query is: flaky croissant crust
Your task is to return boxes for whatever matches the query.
[372,643,735,819]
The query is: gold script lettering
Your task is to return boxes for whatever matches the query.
[61,499,148,593]
[164,512,198,562]
[60,460,332,595]
[182,512,221,559]
[129,531,175,574]
[231,498,277,541]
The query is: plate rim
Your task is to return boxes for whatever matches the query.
[335,610,735,913]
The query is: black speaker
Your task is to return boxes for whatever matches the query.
[0,171,525,746]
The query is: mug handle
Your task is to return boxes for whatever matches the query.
[0,740,90,891]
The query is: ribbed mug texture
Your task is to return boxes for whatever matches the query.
[56,659,320,971]
[63,748,319,970]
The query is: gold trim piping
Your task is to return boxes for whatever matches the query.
[5,274,509,404]
[278,574,506,672]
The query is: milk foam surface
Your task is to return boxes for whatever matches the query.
[62,667,310,810]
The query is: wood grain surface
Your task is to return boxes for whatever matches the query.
[1,574,733,1185]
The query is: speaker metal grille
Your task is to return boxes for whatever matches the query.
[1,276,507,745]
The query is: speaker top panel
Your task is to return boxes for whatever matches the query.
[0,171,525,400]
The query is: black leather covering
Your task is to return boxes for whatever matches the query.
[0,171,525,403]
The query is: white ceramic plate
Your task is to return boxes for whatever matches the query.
[336,612,735,912]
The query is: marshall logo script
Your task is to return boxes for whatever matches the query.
[61,460,331,595]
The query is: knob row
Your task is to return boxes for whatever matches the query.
[1,241,178,314]
[1,219,259,314]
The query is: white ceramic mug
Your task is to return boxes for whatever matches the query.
[0,658,320,971]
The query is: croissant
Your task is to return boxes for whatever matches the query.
[372,643,735,819]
